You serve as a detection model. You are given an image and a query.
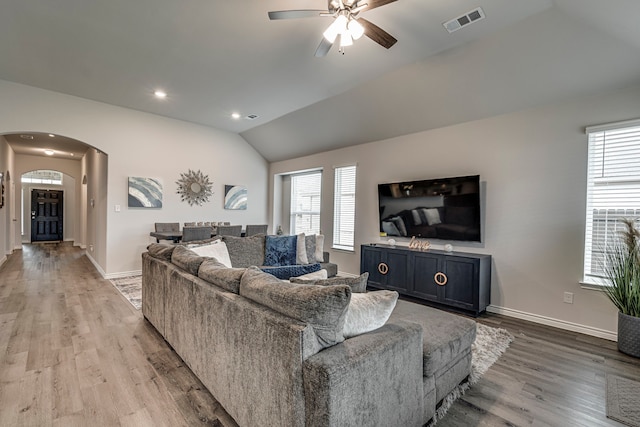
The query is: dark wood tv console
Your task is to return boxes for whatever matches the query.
[360,244,491,316]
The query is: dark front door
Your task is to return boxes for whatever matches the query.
[31,189,64,242]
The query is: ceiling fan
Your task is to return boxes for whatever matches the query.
[268,0,398,57]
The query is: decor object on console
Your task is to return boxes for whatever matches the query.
[128,177,162,208]
[444,243,453,253]
[603,217,640,358]
[176,169,213,206]
[224,184,247,210]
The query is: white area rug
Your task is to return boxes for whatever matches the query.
[109,275,142,310]
[432,322,514,424]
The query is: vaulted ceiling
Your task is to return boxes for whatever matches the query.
[2,0,640,161]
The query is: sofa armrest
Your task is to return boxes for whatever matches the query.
[303,320,424,427]
[322,251,330,263]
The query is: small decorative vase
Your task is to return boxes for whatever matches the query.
[618,311,640,358]
[276,225,283,236]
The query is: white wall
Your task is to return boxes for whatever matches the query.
[270,84,640,339]
[0,136,14,264]
[0,79,269,276]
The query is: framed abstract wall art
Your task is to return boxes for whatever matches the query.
[224,185,247,210]
[128,177,163,208]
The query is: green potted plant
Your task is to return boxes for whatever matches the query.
[604,218,640,357]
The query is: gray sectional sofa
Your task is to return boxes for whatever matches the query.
[142,241,476,426]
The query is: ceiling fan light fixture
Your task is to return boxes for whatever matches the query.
[323,14,348,43]
[347,18,364,40]
[340,32,354,47]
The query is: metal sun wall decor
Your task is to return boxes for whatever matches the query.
[176,169,213,206]
[128,177,163,208]
[224,185,247,210]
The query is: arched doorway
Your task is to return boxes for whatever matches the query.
[20,170,75,243]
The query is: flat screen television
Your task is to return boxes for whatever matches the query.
[378,175,481,242]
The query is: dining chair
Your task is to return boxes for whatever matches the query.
[245,224,268,236]
[155,222,179,232]
[182,226,213,242]
[216,225,242,237]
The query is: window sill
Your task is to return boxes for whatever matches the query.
[331,246,355,253]
[580,280,608,291]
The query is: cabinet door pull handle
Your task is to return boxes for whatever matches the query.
[434,272,448,286]
[378,262,389,275]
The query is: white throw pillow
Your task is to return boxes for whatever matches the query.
[291,269,328,281]
[315,234,324,262]
[296,233,309,265]
[191,240,232,268]
[342,290,399,339]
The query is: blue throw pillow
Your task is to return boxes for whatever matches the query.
[264,235,298,266]
[260,263,322,280]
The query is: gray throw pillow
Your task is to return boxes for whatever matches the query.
[239,266,351,349]
[171,245,206,276]
[222,234,265,268]
[198,259,244,294]
[290,272,369,293]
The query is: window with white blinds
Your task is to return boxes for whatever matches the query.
[290,171,322,235]
[333,165,357,251]
[584,120,640,284]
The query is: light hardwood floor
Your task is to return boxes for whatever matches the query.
[1,243,638,426]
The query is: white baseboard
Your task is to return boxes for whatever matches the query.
[85,251,107,279]
[105,270,142,280]
[487,304,617,342]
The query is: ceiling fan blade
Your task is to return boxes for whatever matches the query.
[360,0,397,12]
[268,10,328,20]
[315,37,334,57]
[359,18,397,49]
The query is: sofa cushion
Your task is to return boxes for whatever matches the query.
[264,235,298,266]
[343,290,399,338]
[290,272,368,293]
[198,259,244,293]
[190,240,232,268]
[222,234,265,268]
[171,245,206,276]
[240,266,351,349]
[260,263,321,280]
[147,243,175,261]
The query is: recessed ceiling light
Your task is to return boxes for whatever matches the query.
[49,134,55,137]
[44,149,55,156]
[231,112,241,120]
[20,134,34,140]
[70,153,75,157]
[154,90,167,99]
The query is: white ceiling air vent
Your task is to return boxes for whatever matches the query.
[443,7,485,34]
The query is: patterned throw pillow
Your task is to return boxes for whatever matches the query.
[264,235,298,266]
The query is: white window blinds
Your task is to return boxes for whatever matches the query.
[333,165,357,251]
[584,120,640,283]
[290,171,322,235]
